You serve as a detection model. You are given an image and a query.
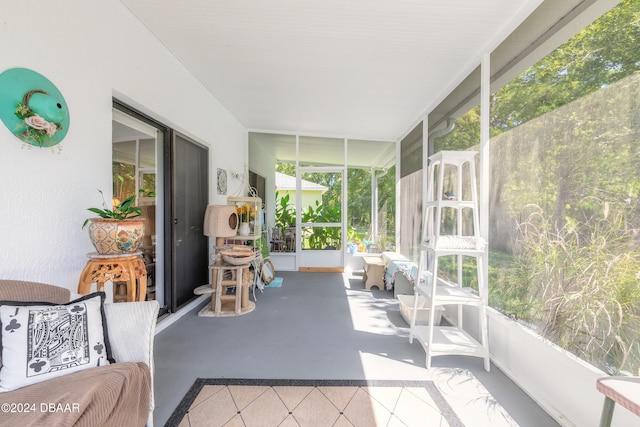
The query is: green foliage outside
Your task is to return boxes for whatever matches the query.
[275,192,296,231]
[491,0,640,135]
[301,199,342,249]
[113,162,136,201]
[274,162,396,251]
[375,166,397,250]
[112,162,157,201]
[434,0,640,374]
[515,203,640,374]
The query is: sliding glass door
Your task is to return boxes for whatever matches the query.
[113,101,209,313]
[112,106,165,308]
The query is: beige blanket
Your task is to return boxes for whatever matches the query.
[0,362,150,427]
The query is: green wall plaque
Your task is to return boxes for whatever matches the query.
[0,68,70,147]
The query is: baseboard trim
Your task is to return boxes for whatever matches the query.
[299,267,344,273]
[155,295,208,334]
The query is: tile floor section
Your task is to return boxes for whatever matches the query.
[176,383,456,427]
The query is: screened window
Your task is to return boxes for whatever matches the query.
[436,0,640,375]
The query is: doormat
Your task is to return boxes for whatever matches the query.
[264,277,283,288]
[165,378,463,427]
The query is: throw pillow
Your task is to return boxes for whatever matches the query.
[0,292,114,392]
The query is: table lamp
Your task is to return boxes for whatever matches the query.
[204,205,239,263]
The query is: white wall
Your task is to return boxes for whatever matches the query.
[0,1,246,294]
[486,309,636,427]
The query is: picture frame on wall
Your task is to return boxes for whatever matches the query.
[217,168,227,195]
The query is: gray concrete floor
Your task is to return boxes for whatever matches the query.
[153,270,559,426]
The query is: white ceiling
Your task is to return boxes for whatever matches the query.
[120,0,539,141]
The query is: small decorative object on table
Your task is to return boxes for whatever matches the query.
[227,196,262,240]
[239,222,250,236]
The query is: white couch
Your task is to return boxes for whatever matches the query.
[0,280,159,427]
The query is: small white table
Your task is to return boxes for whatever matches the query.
[596,376,640,426]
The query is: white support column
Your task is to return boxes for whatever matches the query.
[343,138,347,267]
[295,134,300,271]
[480,53,491,305]
[422,118,428,218]
[422,117,429,266]
[371,167,378,242]
[395,139,401,252]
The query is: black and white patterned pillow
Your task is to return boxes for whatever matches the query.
[0,292,114,392]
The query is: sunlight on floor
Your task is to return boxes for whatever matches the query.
[342,273,400,336]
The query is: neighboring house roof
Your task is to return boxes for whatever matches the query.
[276,172,327,192]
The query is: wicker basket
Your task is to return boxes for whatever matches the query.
[222,254,255,265]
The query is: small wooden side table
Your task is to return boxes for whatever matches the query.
[194,262,255,317]
[78,252,147,302]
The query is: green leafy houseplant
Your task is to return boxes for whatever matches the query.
[83,190,142,228]
[83,190,145,255]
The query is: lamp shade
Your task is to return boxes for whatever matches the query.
[203,205,238,237]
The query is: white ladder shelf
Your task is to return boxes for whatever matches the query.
[409,150,490,372]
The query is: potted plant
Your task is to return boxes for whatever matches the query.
[83,190,145,255]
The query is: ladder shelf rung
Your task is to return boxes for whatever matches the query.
[428,150,478,164]
[412,325,488,357]
[415,283,483,305]
[422,235,486,252]
[424,200,475,209]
